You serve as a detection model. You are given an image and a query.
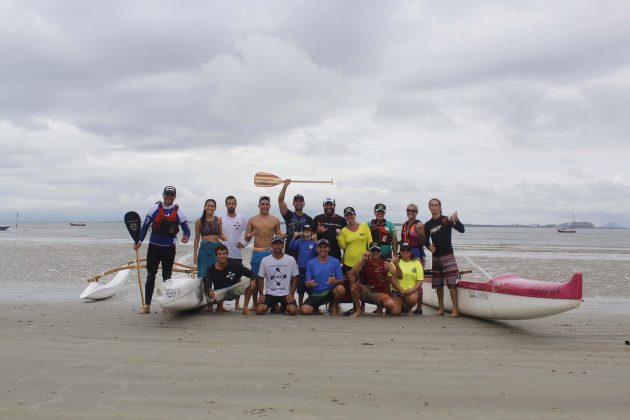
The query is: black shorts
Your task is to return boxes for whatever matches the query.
[303,290,333,309]
[261,294,297,313]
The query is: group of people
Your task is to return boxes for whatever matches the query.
[133,181,465,317]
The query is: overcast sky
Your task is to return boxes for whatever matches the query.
[1,0,629,226]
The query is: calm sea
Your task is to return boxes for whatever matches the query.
[1,222,629,312]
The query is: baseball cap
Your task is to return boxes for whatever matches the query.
[271,235,284,244]
[369,242,381,251]
[374,203,386,212]
[316,238,330,246]
[302,224,312,231]
[323,196,335,205]
[163,186,176,195]
[400,242,412,250]
[343,206,356,216]
[293,194,304,201]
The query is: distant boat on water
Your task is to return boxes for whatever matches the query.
[69,222,86,226]
[0,226,9,231]
[557,226,576,233]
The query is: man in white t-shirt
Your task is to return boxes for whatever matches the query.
[254,236,299,315]
[220,195,248,309]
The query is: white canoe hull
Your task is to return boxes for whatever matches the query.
[421,280,581,320]
[80,269,131,300]
[155,276,206,312]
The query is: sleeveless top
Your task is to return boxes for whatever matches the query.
[200,217,220,236]
[361,258,391,295]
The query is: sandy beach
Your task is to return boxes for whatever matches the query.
[1,299,628,419]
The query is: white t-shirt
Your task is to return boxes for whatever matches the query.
[258,254,299,296]
[220,213,247,259]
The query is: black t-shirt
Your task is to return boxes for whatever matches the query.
[282,210,313,257]
[423,216,465,257]
[203,260,255,293]
[312,213,347,260]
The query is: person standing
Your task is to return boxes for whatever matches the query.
[368,203,398,260]
[312,197,347,261]
[134,186,190,314]
[278,179,313,259]
[193,199,225,290]
[220,195,248,309]
[401,203,426,265]
[288,224,317,306]
[337,206,372,273]
[245,196,282,306]
[254,236,299,315]
[423,198,465,317]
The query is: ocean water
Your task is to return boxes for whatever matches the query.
[1,222,629,311]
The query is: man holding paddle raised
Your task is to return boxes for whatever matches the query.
[278,179,313,259]
[134,186,190,314]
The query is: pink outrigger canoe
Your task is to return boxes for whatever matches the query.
[421,273,583,320]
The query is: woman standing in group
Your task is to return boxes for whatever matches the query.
[390,242,424,316]
[194,199,226,282]
[337,206,373,273]
[401,203,426,266]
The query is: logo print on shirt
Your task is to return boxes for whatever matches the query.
[271,267,287,287]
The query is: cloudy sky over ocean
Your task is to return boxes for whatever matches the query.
[1,0,629,226]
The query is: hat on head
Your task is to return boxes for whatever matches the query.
[316,238,330,246]
[343,206,356,216]
[302,224,312,231]
[323,196,335,205]
[374,203,386,212]
[271,235,284,244]
[293,194,304,201]
[163,186,176,195]
[369,242,381,251]
[400,242,412,250]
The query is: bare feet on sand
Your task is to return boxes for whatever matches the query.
[139,305,150,314]
[242,308,252,315]
[450,311,459,318]
[435,308,445,316]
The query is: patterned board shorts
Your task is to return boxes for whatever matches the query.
[431,253,459,289]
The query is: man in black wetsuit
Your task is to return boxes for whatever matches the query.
[423,198,465,317]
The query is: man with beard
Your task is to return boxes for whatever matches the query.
[219,195,248,309]
[312,197,347,260]
[278,179,313,259]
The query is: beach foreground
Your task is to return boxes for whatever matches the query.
[1,300,628,419]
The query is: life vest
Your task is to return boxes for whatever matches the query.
[151,202,180,237]
[401,220,421,247]
[370,219,393,245]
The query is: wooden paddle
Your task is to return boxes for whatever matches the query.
[254,172,333,187]
[124,211,145,307]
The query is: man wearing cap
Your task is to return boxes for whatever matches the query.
[423,198,465,317]
[134,186,190,314]
[348,242,402,317]
[337,206,372,273]
[368,203,398,260]
[254,235,299,315]
[300,239,345,316]
[245,196,282,308]
[278,179,313,259]
[312,197,347,260]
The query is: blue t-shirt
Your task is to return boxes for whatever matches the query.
[288,238,317,269]
[305,256,343,294]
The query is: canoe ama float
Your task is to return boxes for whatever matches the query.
[80,269,131,300]
[422,273,582,320]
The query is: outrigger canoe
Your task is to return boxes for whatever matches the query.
[422,272,582,320]
[155,275,207,312]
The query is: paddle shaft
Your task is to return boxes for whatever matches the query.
[135,248,145,307]
[287,180,333,184]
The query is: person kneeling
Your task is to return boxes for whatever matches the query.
[300,239,346,316]
[203,244,257,314]
[348,242,402,317]
[254,235,299,316]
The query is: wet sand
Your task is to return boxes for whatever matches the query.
[1,300,629,419]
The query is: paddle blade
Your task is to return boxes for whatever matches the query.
[124,211,142,243]
[254,172,283,187]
